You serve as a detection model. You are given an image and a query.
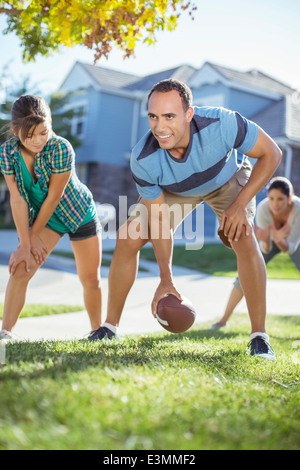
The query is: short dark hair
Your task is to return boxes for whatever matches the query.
[11,95,52,141]
[148,79,193,112]
[267,176,294,197]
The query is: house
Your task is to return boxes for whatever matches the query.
[58,61,300,237]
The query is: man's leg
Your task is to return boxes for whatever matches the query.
[106,193,201,328]
[106,221,149,327]
[204,163,276,359]
[231,231,267,333]
[88,220,150,341]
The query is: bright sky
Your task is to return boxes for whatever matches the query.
[0,0,300,96]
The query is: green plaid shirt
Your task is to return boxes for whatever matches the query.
[0,136,93,232]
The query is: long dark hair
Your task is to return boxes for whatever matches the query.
[267,177,294,198]
[10,95,52,141]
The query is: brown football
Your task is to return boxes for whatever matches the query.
[156,294,196,333]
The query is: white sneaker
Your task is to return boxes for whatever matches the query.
[0,329,13,342]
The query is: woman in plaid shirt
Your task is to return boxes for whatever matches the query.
[0,95,102,340]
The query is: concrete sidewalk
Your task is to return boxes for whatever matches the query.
[0,230,299,342]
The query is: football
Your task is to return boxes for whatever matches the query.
[156,294,196,333]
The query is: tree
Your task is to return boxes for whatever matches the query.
[50,91,84,149]
[0,65,83,149]
[0,0,197,62]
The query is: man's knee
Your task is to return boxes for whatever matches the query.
[116,222,149,254]
[231,229,258,254]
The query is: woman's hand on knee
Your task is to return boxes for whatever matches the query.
[9,245,31,275]
[30,233,48,266]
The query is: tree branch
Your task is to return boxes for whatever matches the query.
[0,7,23,16]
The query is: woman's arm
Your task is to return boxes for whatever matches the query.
[255,224,272,253]
[271,223,291,253]
[29,171,71,264]
[4,174,31,273]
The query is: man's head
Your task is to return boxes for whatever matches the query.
[147,79,194,157]
[148,79,193,112]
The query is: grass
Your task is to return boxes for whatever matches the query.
[0,314,299,450]
[0,303,84,320]
[140,244,300,280]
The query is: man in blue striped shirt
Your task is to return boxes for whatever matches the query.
[92,79,282,360]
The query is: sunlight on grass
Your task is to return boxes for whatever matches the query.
[0,303,84,319]
[0,314,299,450]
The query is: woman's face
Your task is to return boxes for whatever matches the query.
[18,121,51,155]
[268,188,291,216]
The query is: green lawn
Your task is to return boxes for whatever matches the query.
[0,303,84,320]
[141,244,300,280]
[0,314,299,450]
[55,243,300,280]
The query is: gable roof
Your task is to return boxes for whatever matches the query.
[205,62,295,96]
[124,64,197,91]
[62,62,197,95]
[63,61,294,100]
[79,62,139,89]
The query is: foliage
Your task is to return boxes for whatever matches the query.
[49,91,83,149]
[0,314,299,450]
[0,65,83,148]
[0,0,197,62]
[0,69,40,144]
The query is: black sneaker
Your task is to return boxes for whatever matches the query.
[248,336,276,361]
[88,326,118,342]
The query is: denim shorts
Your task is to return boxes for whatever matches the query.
[47,216,102,241]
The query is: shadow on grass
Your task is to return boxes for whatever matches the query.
[1,328,246,382]
[2,314,299,382]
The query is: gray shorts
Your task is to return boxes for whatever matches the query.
[46,216,102,242]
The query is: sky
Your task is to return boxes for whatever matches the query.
[0,0,300,97]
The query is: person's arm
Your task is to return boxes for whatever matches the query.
[271,223,291,253]
[220,128,282,243]
[254,224,272,253]
[29,171,71,264]
[3,174,31,274]
[143,193,182,317]
[281,206,300,255]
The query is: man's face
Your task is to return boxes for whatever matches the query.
[148,90,194,158]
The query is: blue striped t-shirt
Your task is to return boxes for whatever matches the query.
[130,106,259,200]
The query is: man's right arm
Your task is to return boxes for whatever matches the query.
[143,194,182,316]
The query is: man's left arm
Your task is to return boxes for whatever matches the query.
[220,127,282,243]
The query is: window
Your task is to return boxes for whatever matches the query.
[71,105,87,139]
